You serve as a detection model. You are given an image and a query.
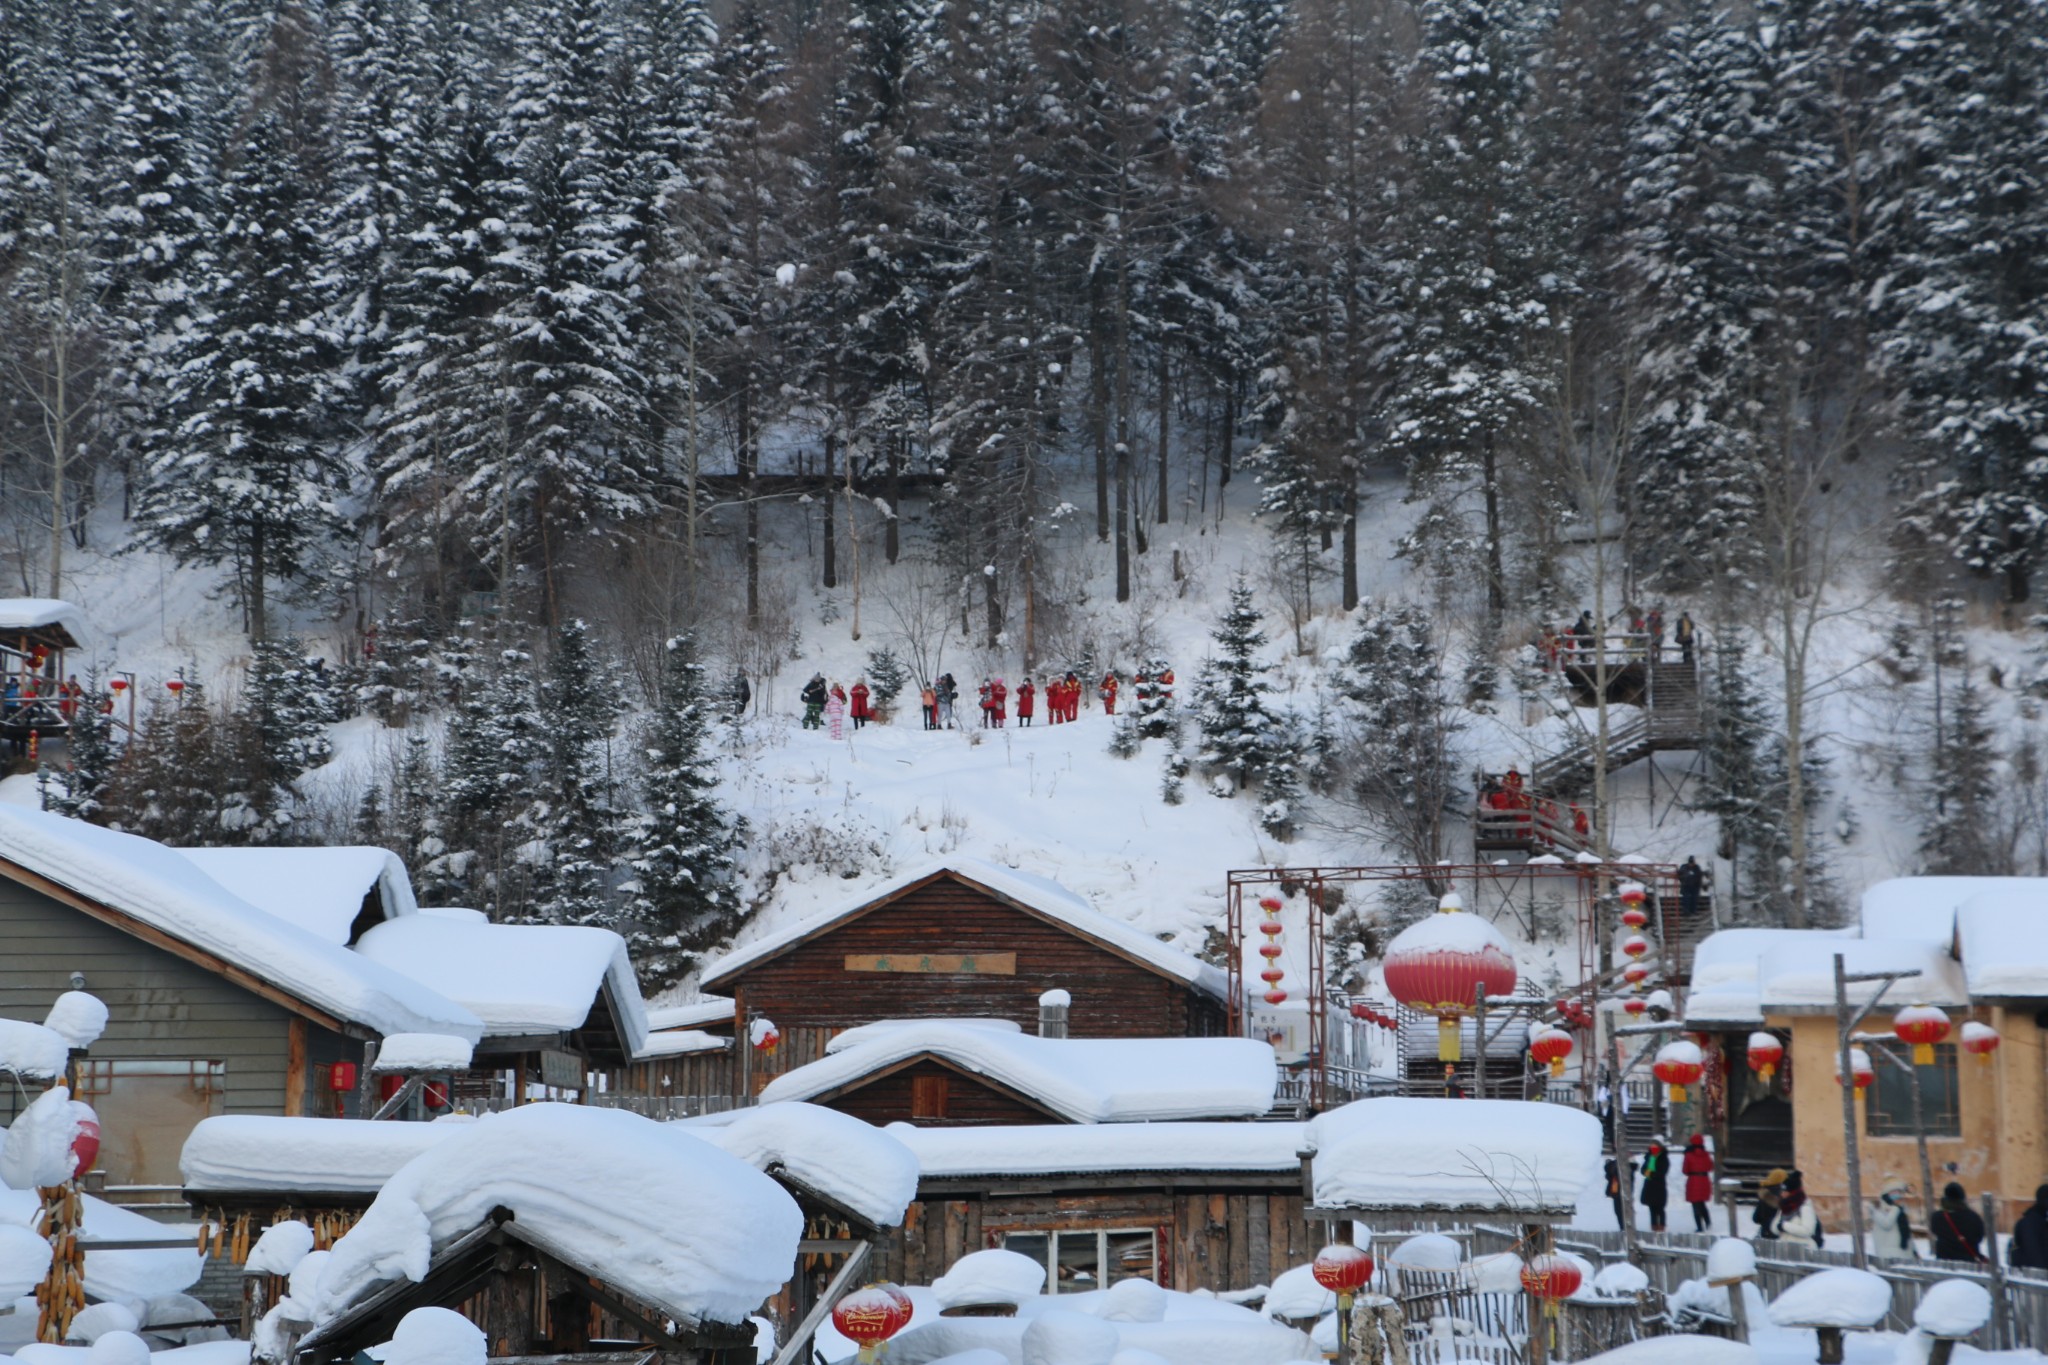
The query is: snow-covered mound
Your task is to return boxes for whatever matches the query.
[932,1249,1049,1309]
[1578,1338,1759,1365]
[674,1102,919,1229]
[1766,1267,1892,1329]
[0,1019,70,1081]
[1310,1099,1602,1215]
[1914,1280,1991,1338]
[181,1114,476,1194]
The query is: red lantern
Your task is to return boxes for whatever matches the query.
[1835,1047,1875,1094]
[1621,934,1650,961]
[1382,900,1519,1062]
[1529,1028,1574,1078]
[1622,962,1650,988]
[1893,1004,1951,1066]
[1653,1040,1704,1102]
[1618,881,1648,909]
[108,678,127,693]
[1264,988,1289,1005]
[1521,1254,1583,1315]
[832,1284,910,1362]
[1623,997,1648,1017]
[1258,896,1284,915]
[752,1021,781,1054]
[1312,1242,1375,1296]
[1620,905,1649,930]
[379,1074,406,1102]
[422,1082,450,1111]
[1261,967,1286,985]
[329,1061,358,1092]
[70,1115,101,1180]
[166,678,185,695]
[1258,919,1285,937]
[1259,941,1284,960]
[1747,1033,1784,1082]
[1350,1001,1373,1020]
[1961,1021,2000,1065]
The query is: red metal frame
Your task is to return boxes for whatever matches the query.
[1225,861,1691,1111]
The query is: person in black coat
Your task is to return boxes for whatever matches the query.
[1605,1157,1630,1231]
[1639,1140,1671,1232]
[1678,856,1705,916]
[2012,1186,2048,1272]
[1932,1182,1988,1263]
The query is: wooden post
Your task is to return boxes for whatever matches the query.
[1526,1223,1550,1365]
[1815,1326,1844,1364]
[1985,1192,2011,1349]
[1834,956,1871,1270]
[1711,1272,1752,1344]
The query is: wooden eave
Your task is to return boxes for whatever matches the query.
[0,854,368,1039]
[917,1170,1306,1198]
[802,1050,1072,1124]
[704,867,1208,997]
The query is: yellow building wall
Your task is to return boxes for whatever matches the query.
[1781,1008,2041,1229]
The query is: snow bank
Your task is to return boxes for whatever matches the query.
[42,993,108,1050]
[1097,1278,1169,1323]
[177,847,415,945]
[1387,1235,1461,1271]
[703,857,1229,1000]
[1309,1099,1601,1215]
[1759,939,1967,1011]
[371,1034,474,1074]
[353,915,646,1054]
[1469,1253,1527,1294]
[311,1103,802,1329]
[675,1102,919,1228]
[1091,1320,1317,1365]
[0,808,481,1041]
[827,1018,1023,1051]
[1591,1263,1649,1298]
[0,1221,53,1298]
[181,1115,475,1193]
[0,1019,70,1079]
[65,1303,139,1344]
[245,1221,316,1277]
[0,1161,202,1302]
[1913,1280,1991,1337]
[1765,1267,1892,1329]
[1261,1264,1335,1320]
[893,1122,1307,1179]
[2,1087,95,1190]
[1577,1338,1758,1365]
[766,1022,1277,1122]
[1023,1309,1119,1364]
[378,1307,486,1365]
[933,1249,1048,1308]
[1956,889,2048,999]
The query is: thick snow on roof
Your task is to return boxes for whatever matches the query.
[828,1018,1022,1051]
[893,1121,1308,1179]
[0,598,89,645]
[178,847,415,944]
[644,997,735,1031]
[1307,1098,1601,1215]
[1956,887,2048,999]
[180,1115,476,1194]
[310,1104,801,1330]
[701,858,1228,999]
[0,808,481,1042]
[1757,937,1967,1011]
[1681,928,1855,1027]
[1858,877,2025,947]
[760,1021,1277,1122]
[371,1033,475,1073]
[2,1138,202,1302]
[353,915,648,1054]
[639,1029,727,1057]
[675,1102,919,1228]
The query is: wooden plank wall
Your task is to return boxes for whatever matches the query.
[825,1059,1056,1126]
[728,877,1214,1041]
[873,1188,1319,1295]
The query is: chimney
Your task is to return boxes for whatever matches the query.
[1038,988,1071,1039]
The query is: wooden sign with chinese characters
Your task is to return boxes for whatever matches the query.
[844,952,1018,975]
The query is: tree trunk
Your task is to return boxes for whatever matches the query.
[1481,432,1505,620]
[1157,344,1171,525]
[1219,382,1234,488]
[740,386,760,627]
[1091,285,1111,542]
[248,522,268,642]
[1342,480,1359,611]
[886,431,903,564]
[822,371,838,589]
[1114,246,1134,602]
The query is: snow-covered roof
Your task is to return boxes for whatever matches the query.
[307,1104,802,1330]
[353,915,649,1056]
[758,1021,1277,1122]
[1306,1098,1602,1216]
[892,1121,1309,1180]
[1756,936,1967,1012]
[700,858,1228,999]
[0,808,482,1042]
[180,1115,476,1195]
[1956,886,2048,999]
[644,997,735,1032]
[1681,928,1854,1027]
[639,1029,727,1057]
[1858,877,2025,947]
[177,847,416,944]
[371,1033,475,1073]
[675,1103,919,1229]
[0,598,89,647]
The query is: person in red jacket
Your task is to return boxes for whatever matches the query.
[1063,671,1082,721]
[1682,1134,1716,1232]
[1017,679,1035,726]
[1099,670,1119,715]
[850,680,873,730]
[991,677,1008,727]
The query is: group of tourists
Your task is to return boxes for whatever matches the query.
[798,674,876,736]
[792,663,1171,735]
[1536,606,1698,670]
[1614,1135,1720,1234]
[2,671,87,758]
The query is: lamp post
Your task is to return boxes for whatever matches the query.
[1832,955,1920,1271]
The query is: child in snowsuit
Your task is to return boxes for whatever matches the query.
[978,679,994,728]
[1100,671,1119,715]
[800,674,827,729]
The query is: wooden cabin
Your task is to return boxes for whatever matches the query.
[0,597,87,744]
[700,860,1230,1092]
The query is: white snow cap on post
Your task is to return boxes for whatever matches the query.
[370,1033,475,1074]
[1706,1238,1756,1283]
[1914,1280,1992,1338]
[44,992,109,1049]
[1038,988,1072,1007]
[932,1248,1048,1309]
[245,1220,318,1277]
[1,1084,96,1189]
[379,1307,487,1365]
[0,1018,71,1079]
[1766,1267,1892,1329]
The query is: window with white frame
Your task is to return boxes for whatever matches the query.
[1000,1228,1158,1293]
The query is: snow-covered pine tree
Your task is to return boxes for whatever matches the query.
[627,634,742,990]
[354,779,388,845]
[39,676,116,823]
[864,648,910,710]
[1920,676,2004,875]
[1191,576,1289,798]
[1329,599,1461,866]
[438,650,545,918]
[245,635,335,789]
[1134,654,1177,741]
[533,618,624,928]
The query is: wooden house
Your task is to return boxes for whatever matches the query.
[0,807,483,1188]
[700,860,1231,1092]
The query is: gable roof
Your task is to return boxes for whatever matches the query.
[354,915,651,1058]
[701,858,1226,999]
[0,807,481,1042]
[0,597,88,648]
[757,1019,1276,1122]
[178,846,416,944]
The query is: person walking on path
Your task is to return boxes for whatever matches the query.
[826,684,847,740]
[801,674,827,730]
[920,682,939,730]
[1647,606,1666,662]
[1754,1168,1787,1240]
[1679,856,1705,917]
[1675,611,1697,664]
[1682,1135,1716,1232]
[978,678,994,728]
[1606,1157,1630,1231]
[938,674,958,728]
[991,677,1008,727]
[1639,1139,1671,1233]
[1932,1182,1988,1263]
[1870,1180,1916,1261]
[1100,670,1119,715]
[2010,1185,2048,1272]
[1017,679,1035,726]
[1777,1171,1824,1248]
[850,680,873,730]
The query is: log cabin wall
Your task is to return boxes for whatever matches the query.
[724,875,1227,1094]
[872,1185,1319,1296]
[820,1058,1060,1126]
